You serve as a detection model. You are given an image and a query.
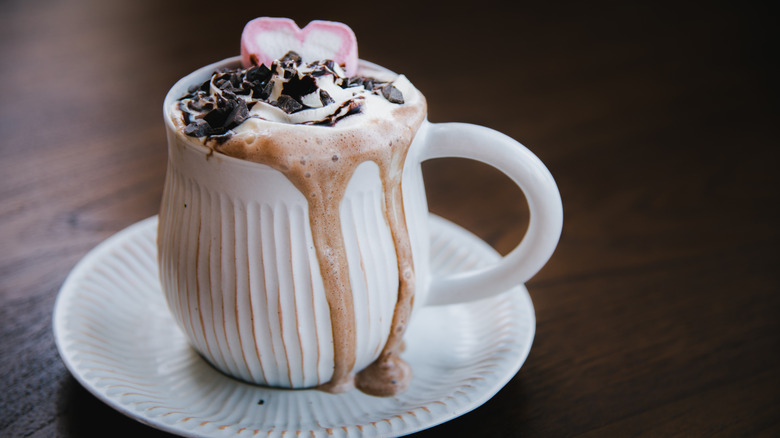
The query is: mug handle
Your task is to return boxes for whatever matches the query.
[419,122,563,305]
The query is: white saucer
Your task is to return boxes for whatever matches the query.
[53,215,535,437]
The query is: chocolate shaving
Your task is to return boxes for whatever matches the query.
[279,51,302,66]
[221,89,238,101]
[342,76,386,91]
[187,98,214,112]
[343,76,364,89]
[319,89,335,106]
[225,99,249,127]
[178,54,408,140]
[311,60,339,77]
[309,98,364,126]
[184,119,210,137]
[282,75,318,100]
[237,80,254,96]
[178,102,191,124]
[187,94,249,136]
[310,68,330,78]
[276,94,304,113]
[381,84,404,104]
[345,99,363,117]
[203,97,231,127]
[245,64,271,83]
[257,80,274,100]
[218,80,240,95]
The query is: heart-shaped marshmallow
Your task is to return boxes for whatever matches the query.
[240,17,359,76]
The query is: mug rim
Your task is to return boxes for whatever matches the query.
[163,56,417,171]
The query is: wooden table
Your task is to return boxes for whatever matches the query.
[2,1,777,436]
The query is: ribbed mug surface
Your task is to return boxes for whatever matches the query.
[158,99,431,388]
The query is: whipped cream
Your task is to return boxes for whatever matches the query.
[175,52,415,141]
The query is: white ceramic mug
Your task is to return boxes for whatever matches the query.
[158,57,562,390]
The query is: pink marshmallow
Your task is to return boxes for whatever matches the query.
[240,17,359,76]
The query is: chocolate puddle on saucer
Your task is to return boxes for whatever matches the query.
[173,58,427,395]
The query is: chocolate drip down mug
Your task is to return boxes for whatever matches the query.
[158,57,563,395]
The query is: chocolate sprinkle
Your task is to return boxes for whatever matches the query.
[258,80,274,100]
[225,99,249,126]
[276,94,304,113]
[280,51,302,66]
[187,97,214,112]
[381,84,404,104]
[319,89,335,106]
[177,50,406,141]
[246,64,271,83]
[282,75,318,100]
[183,119,210,137]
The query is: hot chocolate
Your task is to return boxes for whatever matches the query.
[168,48,427,396]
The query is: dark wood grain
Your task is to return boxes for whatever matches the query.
[2,1,778,436]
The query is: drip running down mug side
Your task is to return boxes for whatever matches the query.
[158,56,562,393]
